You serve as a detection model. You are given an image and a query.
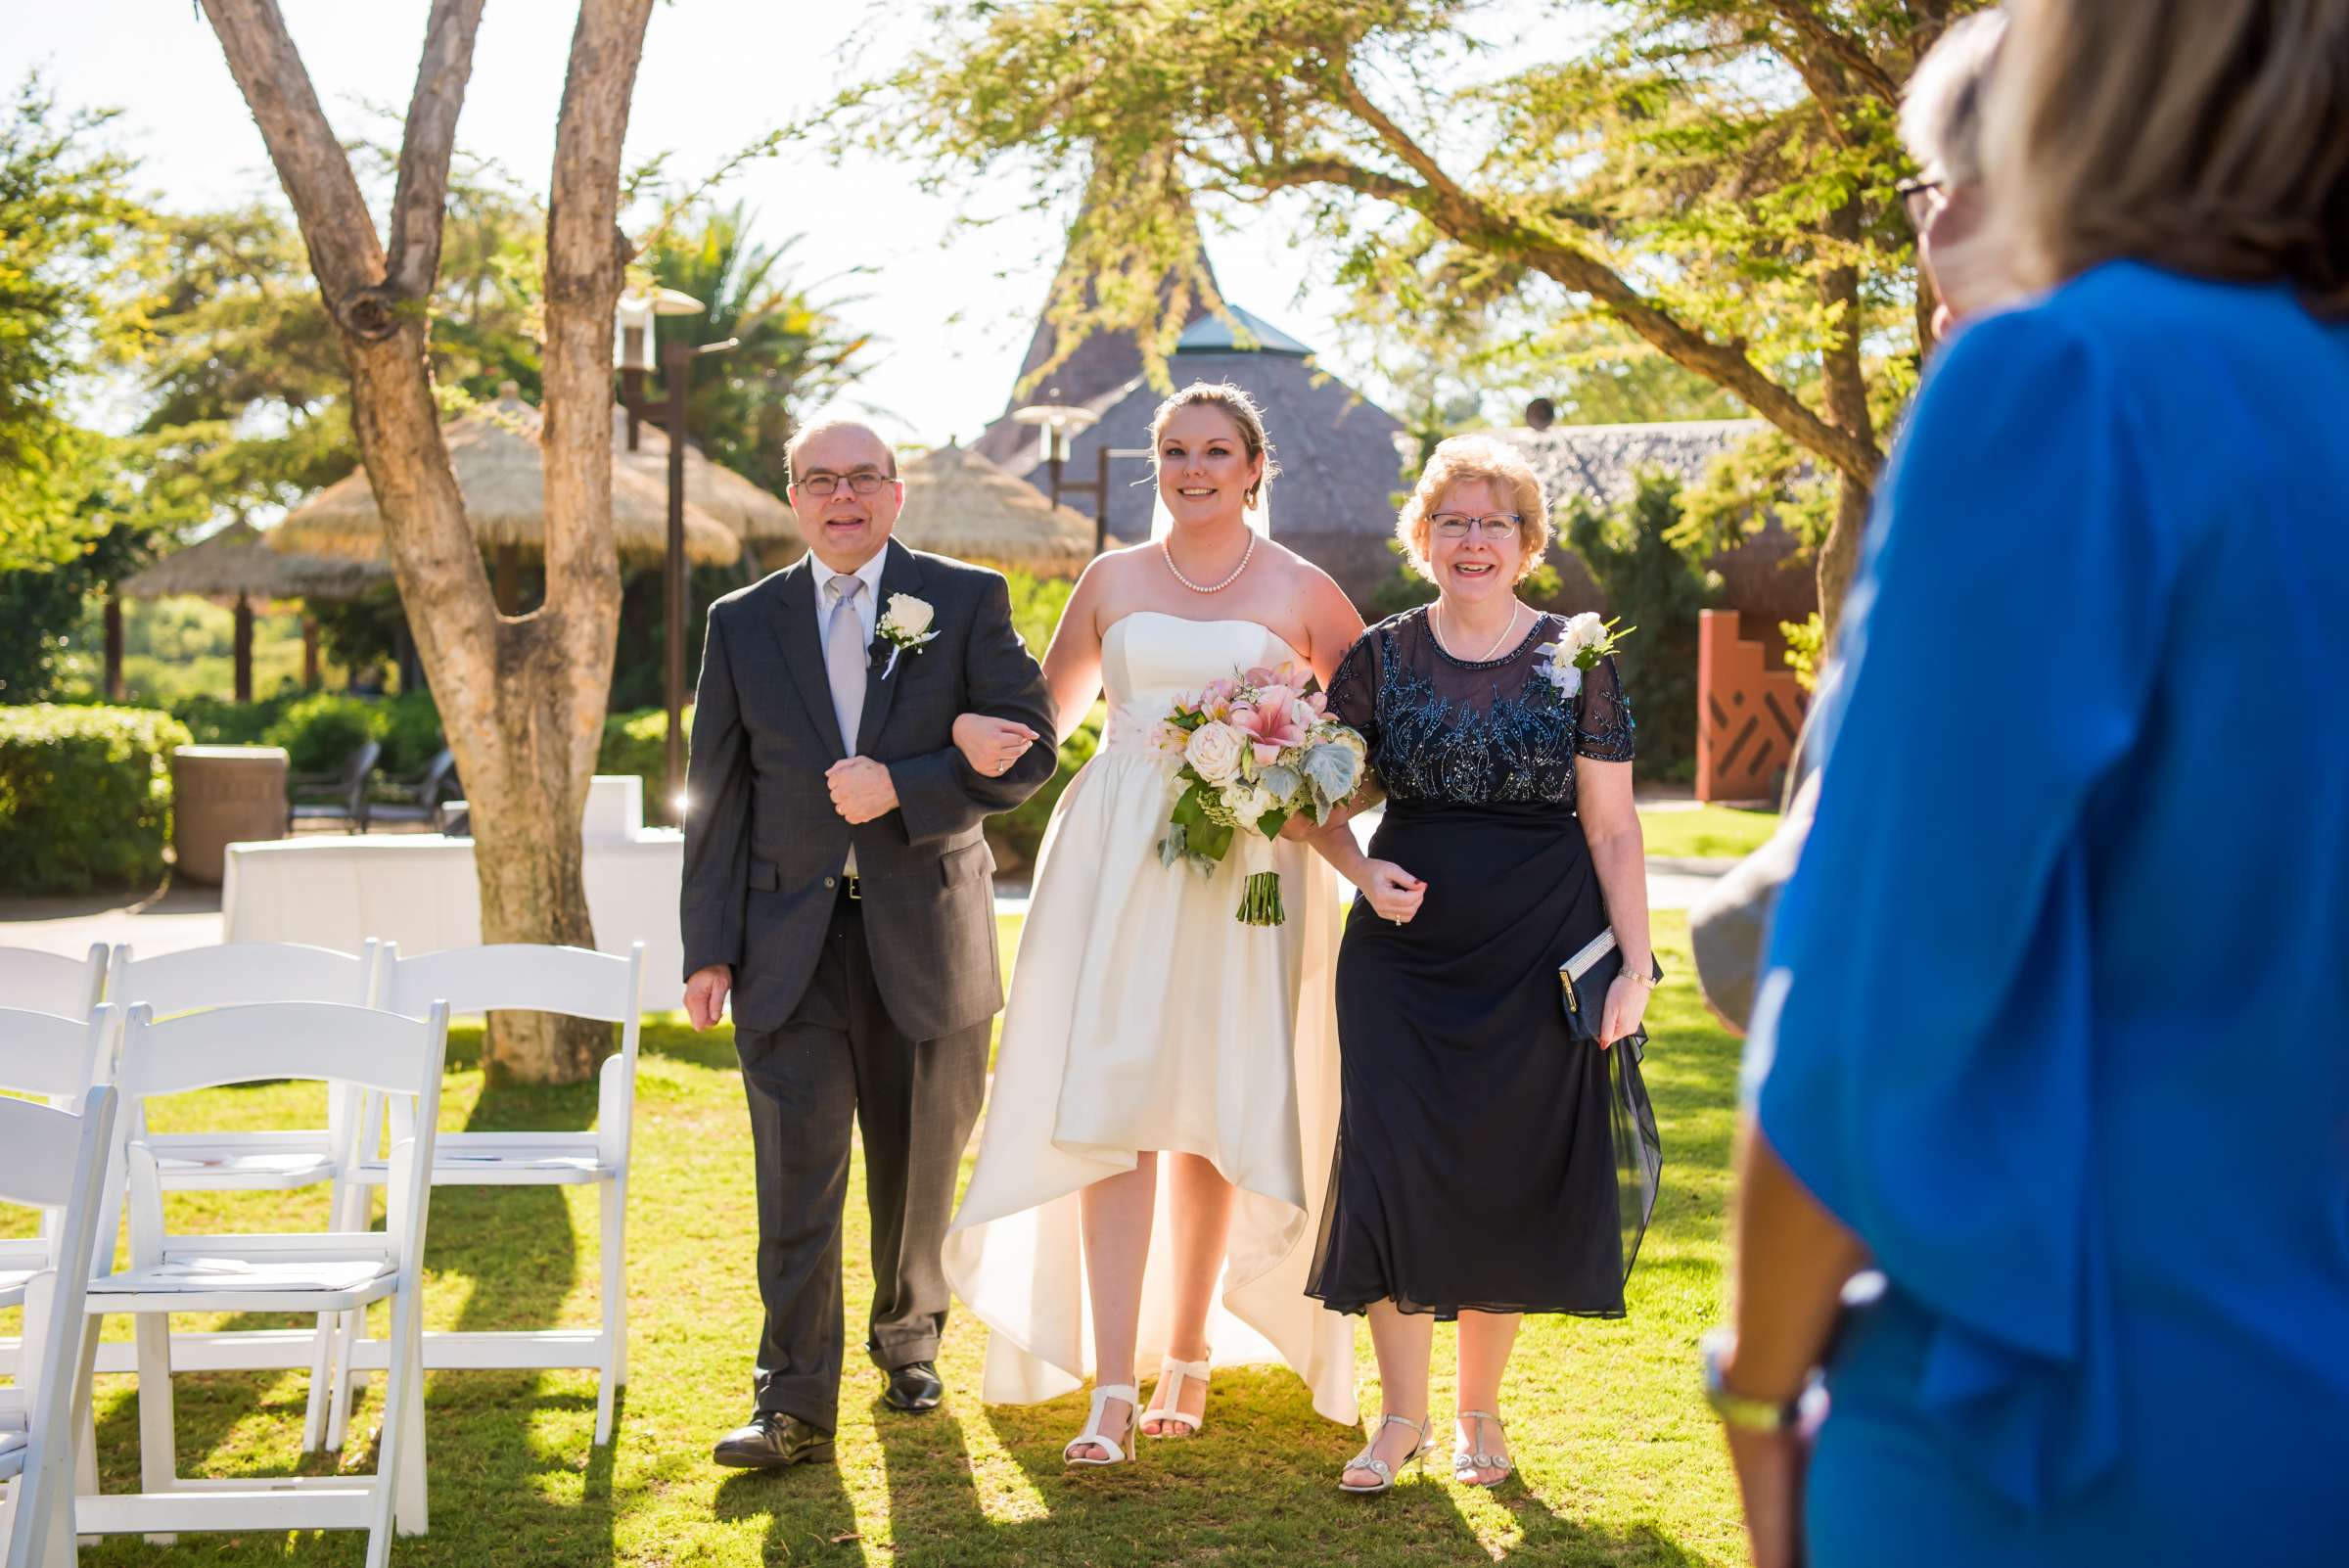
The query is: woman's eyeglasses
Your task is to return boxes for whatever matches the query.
[1896,176,1949,232]
[1430,513,1524,542]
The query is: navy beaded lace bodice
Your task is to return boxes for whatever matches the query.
[1326,607,1635,811]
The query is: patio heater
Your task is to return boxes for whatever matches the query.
[616,289,734,824]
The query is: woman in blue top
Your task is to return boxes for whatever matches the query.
[1713,3,2349,1565]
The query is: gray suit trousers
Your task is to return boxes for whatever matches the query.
[735,889,988,1433]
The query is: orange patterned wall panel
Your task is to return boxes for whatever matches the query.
[1696,610,1809,804]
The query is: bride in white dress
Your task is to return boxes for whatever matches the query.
[944,382,1365,1463]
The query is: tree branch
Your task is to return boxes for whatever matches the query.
[385,0,487,300]
[1761,2,1903,108]
[198,0,388,331]
[1320,65,1885,484]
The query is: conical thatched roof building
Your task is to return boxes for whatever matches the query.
[120,520,390,603]
[610,405,798,549]
[892,442,1093,576]
[118,521,392,703]
[1003,304,1409,601]
[276,388,741,568]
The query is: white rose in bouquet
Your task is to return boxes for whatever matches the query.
[1183,720,1247,784]
[1220,780,1278,825]
[1563,611,1607,655]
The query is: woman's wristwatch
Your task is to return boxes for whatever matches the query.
[1699,1329,1807,1434]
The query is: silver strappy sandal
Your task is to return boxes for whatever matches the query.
[1142,1352,1212,1438]
[1064,1383,1138,1468]
[1339,1412,1433,1495]
[1453,1408,1516,1487]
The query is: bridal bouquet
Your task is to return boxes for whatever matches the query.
[1152,662,1366,926]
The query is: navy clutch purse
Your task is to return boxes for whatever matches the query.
[1559,927,1663,1058]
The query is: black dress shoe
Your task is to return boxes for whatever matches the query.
[713,1410,835,1469]
[881,1360,944,1413]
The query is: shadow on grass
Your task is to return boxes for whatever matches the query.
[714,1450,862,1561]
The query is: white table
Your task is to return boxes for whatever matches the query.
[222,776,687,1011]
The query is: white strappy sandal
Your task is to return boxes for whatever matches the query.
[1063,1382,1138,1468]
[1339,1412,1433,1495]
[1453,1409,1516,1487]
[1142,1352,1212,1438]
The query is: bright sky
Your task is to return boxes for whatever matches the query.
[11,0,1380,448]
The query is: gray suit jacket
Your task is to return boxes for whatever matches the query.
[679,539,1056,1038]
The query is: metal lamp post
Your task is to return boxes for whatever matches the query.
[615,288,734,824]
[1009,399,1145,554]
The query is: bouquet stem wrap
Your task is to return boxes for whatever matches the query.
[1236,870,1286,927]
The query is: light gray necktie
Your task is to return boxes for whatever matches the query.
[826,576,868,875]
[825,575,868,755]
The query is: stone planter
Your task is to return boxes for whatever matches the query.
[171,745,289,885]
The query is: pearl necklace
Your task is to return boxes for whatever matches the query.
[1436,599,1522,664]
[1162,533,1255,594]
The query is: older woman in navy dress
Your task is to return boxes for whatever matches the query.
[1305,437,1660,1495]
[1713,3,2349,1564]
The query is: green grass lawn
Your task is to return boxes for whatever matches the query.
[1637,807,1780,861]
[5,911,1748,1567]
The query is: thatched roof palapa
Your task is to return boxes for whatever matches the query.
[120,521,391,603]
[891,443,1094,576]
[610,406,799,546]
[275,389,741,568]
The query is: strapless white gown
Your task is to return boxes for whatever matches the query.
[944,612,1359,1423]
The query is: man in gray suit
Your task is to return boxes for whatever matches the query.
[681,419,1055,1469]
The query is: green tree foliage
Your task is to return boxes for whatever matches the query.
[0,73,147,572]
[842,0,1991,641]
[0,705,190,894]
[637,203,873,496]
[117,158,549,540]
[1566,470,1720,781]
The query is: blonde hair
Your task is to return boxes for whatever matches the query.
[1149,382,1279,508]
[1900,11,2007,185]
[1396,436,1551,582]
[1986,0,2349,312]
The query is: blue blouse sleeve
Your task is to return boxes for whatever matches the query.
[1750,304,2177,1508]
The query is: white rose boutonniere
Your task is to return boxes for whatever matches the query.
[876,592,940,678]
[1536,613,1633,700]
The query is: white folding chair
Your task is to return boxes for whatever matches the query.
[0,1008,121,1393]
[333,942,645,1447]
[0,946,106,1023]
[72,1000,449,1567]
[0,1086,118,1568]
[103,942,378,1450]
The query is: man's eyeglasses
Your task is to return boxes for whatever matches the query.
[1896,176,1948,232]
[797,471,895,497]
[1430,513,1524,541]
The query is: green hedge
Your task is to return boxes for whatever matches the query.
[598,706,682,808]
[0,704,192,894]
[262,693,385,775]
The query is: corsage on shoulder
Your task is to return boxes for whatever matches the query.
[1536,612,1632,700]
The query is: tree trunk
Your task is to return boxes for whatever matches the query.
[1814,192,1879,652]
[233,592,254,704]
[104,594,123,701]
[203,0,652,1084]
